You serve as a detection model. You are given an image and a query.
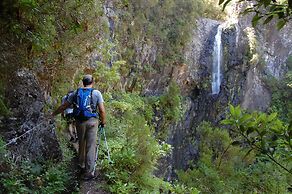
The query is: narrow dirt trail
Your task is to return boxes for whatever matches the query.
[79,171,108,194]
[70,141,109,194]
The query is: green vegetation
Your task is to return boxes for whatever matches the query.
[1,0,103,53]
[219,0,292,29]
[90,59,192,193]
[177,118,290,193]
[112,0,225,91]
[149,81,183,140]
[222,104,291,174]
[1,0,291,193]
[115,0,197,65]
[98,91,198,193]
[99,92,165,193]
[0,134,77,193]
[0,0,106,92]
[265,56,292,123]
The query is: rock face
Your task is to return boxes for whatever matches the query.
[237,8,292,111]
[0,68,62,161]
[185,18,221,85]
[168,18,245,172]
[241,67,271,111]
[154,14,292,177]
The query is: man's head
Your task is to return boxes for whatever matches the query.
[82,74,94,87]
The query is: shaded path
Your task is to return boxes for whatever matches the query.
[79,171,108,194]
[69,137,109,194]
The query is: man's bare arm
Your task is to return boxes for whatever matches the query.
[98,103,106,125]
[52,101,71,117]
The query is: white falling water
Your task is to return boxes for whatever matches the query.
[212,24,224,95]
[234,22,240,48]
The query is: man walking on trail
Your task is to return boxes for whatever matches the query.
[61,90,77,142]
[52,75,106,180]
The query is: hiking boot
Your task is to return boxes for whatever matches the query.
[78,163,85,174]
[82,172,95,181]
[74,137,78,143]
[69,136,75,142]
[70,136,79,143]
[70,136,78,143]
[78,163,85,170]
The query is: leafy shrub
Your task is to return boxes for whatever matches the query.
[150,81,183,140]
[93,60,126,93]
[0,133,76,193]
[170,183,200,194]
[222,104,291,174]
[96,91,196,193]
[98,92,164,193]
[177,122,251,193]
[177,121,290,193]
[159,81,183,123]
[0,159,74,193]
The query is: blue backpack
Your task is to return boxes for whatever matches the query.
[73,88,98,120]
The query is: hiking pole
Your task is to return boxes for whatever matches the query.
[93,126,111,173]
[93,127,102,173]
[102,127,111,161]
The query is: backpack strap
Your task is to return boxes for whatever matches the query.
[73,88,80,107]
[65,91,73,101]
[90,88,97,113]
[75,88,95,111]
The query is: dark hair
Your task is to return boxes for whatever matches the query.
[82,75,93,86]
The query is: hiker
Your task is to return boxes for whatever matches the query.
[52,75,106,180]
[61,90,77,142]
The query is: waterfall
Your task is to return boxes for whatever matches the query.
[212,24,224,95]
[234,22,240,48]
